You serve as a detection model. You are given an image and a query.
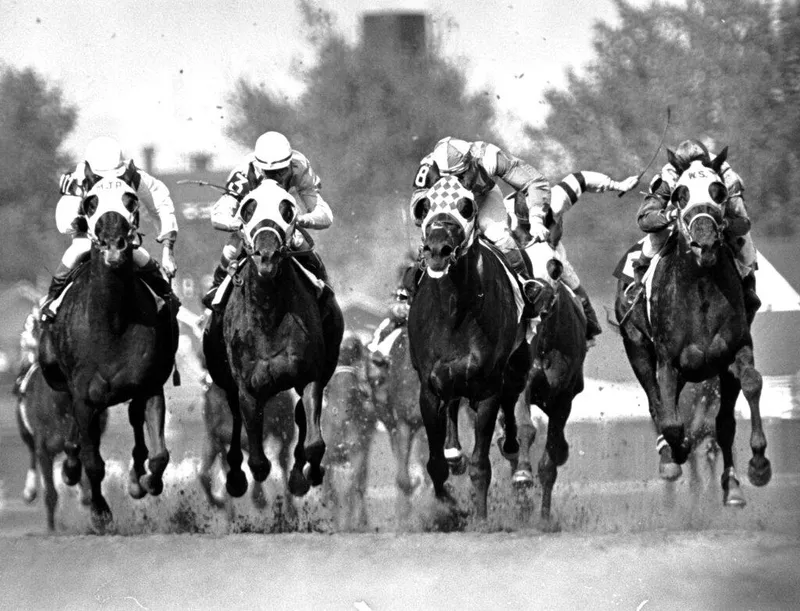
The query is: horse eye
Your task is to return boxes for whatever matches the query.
[279,199,295,224]
[671,185,690,209]
[457,198,476,221]
[122,194,138,212]
[708,182,728,204]
[412,197,430,224]
[239,198,257,223]
[82,195,98,217]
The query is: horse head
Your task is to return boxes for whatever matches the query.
[671,150,729,268]
[412,175,477,277]
[236,179,299,279]
[81,178,140,269]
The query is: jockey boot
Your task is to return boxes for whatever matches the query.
[40,264,72,322]
[625,252,652,306]
[201,263,228,310]
[573,285,602,344]
[503,246,549,318]
[138,260,181,312]
[742,272,761,324]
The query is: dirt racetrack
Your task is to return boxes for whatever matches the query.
[2,362,800,610]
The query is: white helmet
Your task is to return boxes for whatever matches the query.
[84,136,125,177]
[253,131,292,171]
[431,137,471,175]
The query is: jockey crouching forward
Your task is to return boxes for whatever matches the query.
[40,136,179,321]
[628,139,760,313]
[409,137,551,312]
[540,171,639,345]
[12,303,41,397]
[202,131,332,309]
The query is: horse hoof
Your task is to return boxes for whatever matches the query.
[22,488,37,504]
[139,474,164,497]
[446,454,467,476]
[748,457,772,487]
[302,463,325,487]
[512,469,535,489]
[724,489,747,508]
[538,516,561,533]
[497,436,520,461]
[289,468,310,497]
[226,470,248,498]
[659,462,682,481]
[250,461,271,483]
[90,509,113,534]
[62,462,81,487]
[128,480,147,500]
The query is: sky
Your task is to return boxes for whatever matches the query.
[0,0,659,172]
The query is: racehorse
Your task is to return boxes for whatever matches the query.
[504,244,587,525]
[614,151,771,506]
[407,175,551,520]
[322,331,376,531]
[197,376,298,525]
[367,326,428,524]
[38,177,179,531]
[203,179,344,501]
[16,365,108,531]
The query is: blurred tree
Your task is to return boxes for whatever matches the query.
[226,0,496,227]
[527,0,799,238]
[0,65,77,282]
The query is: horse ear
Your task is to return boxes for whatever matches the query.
[412,197,430,226]
[671,185,690,209]
[710,146,728,174]
[279,199,295,224]
[239,198,257,224]
[81,194,98,218]
[667,148,679,170]
[708,182,728,204]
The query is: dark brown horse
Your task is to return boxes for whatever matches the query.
[197,376,298,523]
[367,326,428,523]
[614,153,771,506]
[39,179,178,531]
[203,179,344,501]
[504,251,587,525]
[16,364,108,531]
[321,332,376,531]
[408,176,550,520]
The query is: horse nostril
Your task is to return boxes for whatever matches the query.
[441,245,453,258]
[116,237,126,250]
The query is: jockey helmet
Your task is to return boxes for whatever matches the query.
[673,139,710,173]
[84,136,126,177]
[431,137,472,176]
[254,131,293,171]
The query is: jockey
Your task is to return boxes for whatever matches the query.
[40,136,179,321]
[12,303,41,397]
[409,137,551,309]
[547,171,639,344]
[628,139,760,312]
[368,253,417,357]
[202,131,333,309]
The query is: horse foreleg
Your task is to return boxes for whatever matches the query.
[225,390,247,498]
[511,394,536,488]
[444,399,466,475]
[36,441,58,531]
[127,398,148,500]
[289,391,311,497]
[392,420,416,522]
[655,363,689,467]
[731,346,771,488]
[469,397,500,521]
[197,431,225,509]
[17,403,38,503]
[538,403,571,527]
[420,386,450,502]
[301,381,326,487]
[74,403,111,532]
[140,391,170,497]
[61,415,82,487]
[239,392,270,484]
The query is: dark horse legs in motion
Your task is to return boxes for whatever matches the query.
[39,186,178,531]
[614,155,770,507]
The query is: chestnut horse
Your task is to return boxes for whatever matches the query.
[614,151,771,506]
[39,178,178,531]
[203,179,344,501]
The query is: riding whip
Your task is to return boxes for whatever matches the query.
[619,106,672,197]
[176,179,234,195]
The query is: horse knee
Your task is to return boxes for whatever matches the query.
[739,368,762,398]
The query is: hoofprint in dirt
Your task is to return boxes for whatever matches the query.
[2,531,799,610]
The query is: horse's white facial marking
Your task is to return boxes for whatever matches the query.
[84,178,138,237]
